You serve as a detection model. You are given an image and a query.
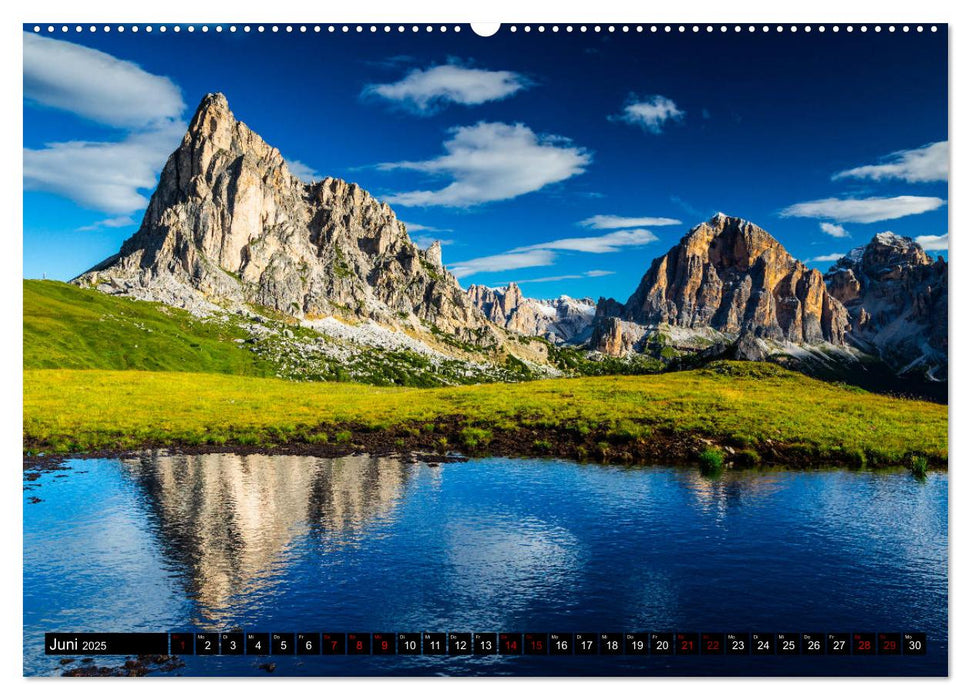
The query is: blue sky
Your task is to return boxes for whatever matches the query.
[23,25,948,301]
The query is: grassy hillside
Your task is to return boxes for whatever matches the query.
[24,363,947,466]
[24,280,272,376]
[23,280,540,387]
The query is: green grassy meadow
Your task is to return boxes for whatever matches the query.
[23,280,948,466]
[24,363,947,466]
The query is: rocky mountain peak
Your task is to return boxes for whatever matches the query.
[824,231,946,379]
[836,231,932,273]
[504,282,524,311]
[611,214,848,350]
[467,283,596,344]
[194,91,230,118]
[189,92,231,134]
[74,93,498,347]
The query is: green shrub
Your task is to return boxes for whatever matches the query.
[698,447,724,472]
[459,427,492,450]
[334,430,352,443]
[533,439,553,453]
[909,453,929,477]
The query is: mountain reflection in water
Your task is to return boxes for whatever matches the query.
[23,455,947,676]
[121,452,412,626]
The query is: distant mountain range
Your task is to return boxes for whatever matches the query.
[73,93,947,398]
[467,282,596,345]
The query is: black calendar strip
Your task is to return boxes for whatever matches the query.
[46,632,927,656]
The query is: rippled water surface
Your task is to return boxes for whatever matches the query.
[23,453,947,676]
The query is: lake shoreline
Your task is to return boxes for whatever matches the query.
[23,417,948,472]
[24,365,948,471]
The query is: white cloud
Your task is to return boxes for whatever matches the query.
[579,214,681,229]
[809,253,845,263]
[76,215,137,232]
[400,221,449,233]
[363,63,529,114]
[285,158,320,182]
[834,141,949,183]
[515,269,616,284]
[450,249,556,278]
[514,228,659,254]
[23,33,186,216]
[412,234,454,249]
[780,195,946,224]
[24,32,184,129]
[381,122,591,207]
[915,233,948,251]
[451,227,661,278]
[611,95,684,134]
[24,122,185,214]
[819,222,850,238]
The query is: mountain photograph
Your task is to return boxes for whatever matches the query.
[22,23,948,679]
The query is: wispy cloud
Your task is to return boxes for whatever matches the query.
[381,122,591,207]
[916,233,948,251]
[76,215,137,232]
[25,123,185,214]
[412,234,454,249]
[400,221,449,233]
[23,33,185,215]
[819,222,850,238]
[579,214,681,229]
[399,222,454,248]
[514,228,659,254]
[780,195,946,224]
[611,95,684,134]
[24,32,184,129]
[285,158,320,182]
[514,269,615,284]
[670,195,707,220]
[834,141,948,183]
[363,63,529,114]
[450,227,661,278]
[808,253,845,263]
[450,249,556,278]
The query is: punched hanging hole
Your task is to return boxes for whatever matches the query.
[471,23,501,37]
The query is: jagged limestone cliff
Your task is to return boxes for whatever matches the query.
[75,93,497,346]
[592,214,850,357]
[825,232,947,380]
[467,282,596,344]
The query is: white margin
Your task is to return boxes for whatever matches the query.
[4,1,965,699]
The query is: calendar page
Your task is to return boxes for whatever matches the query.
[22,20,948,678]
